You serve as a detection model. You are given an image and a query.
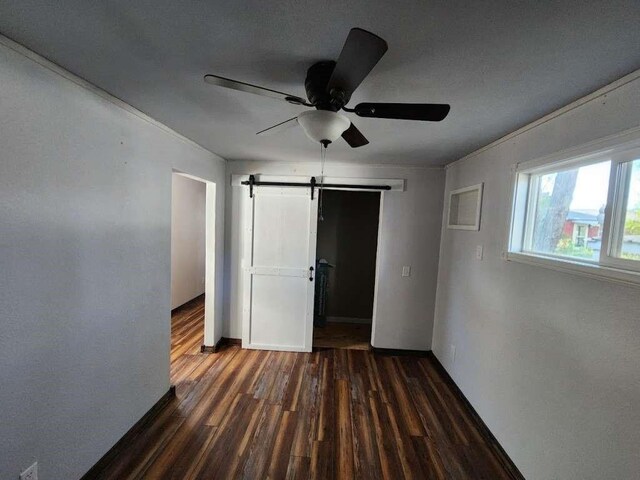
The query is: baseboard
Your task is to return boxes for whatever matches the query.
[371,346,430,357]
[171,293,205,314]
[201,336,241,353]
[80,385,176,479]
[326,316,372,324]
[426,352,525,480]
[200,344,217,353]
[201,336,224,353]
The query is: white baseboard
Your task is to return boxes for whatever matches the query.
[326,316,372,325]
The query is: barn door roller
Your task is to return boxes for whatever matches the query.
[242,175,391,199]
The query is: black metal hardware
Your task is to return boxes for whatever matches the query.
[309,266,314,281]
[241,176,391,198]
[248,174,256,198]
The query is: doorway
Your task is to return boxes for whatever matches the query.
[170,172,217,367]
[237,174,401,353]
[313,189,381,350]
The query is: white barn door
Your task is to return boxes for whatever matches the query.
[242,187,317,352]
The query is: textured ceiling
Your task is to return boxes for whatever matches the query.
[1,0,639,165]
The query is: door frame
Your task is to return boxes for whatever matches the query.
[315,187,384,349]
[171,170,218,348]
[233,174,404,350]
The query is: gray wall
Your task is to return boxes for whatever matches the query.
[433,74,640,479]
[171,174,206,309]
[225,161,444,350]
[0,38,226,480]
[316,190,380,320]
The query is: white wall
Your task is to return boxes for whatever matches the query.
[224,161,444,350]
[433,73,640,479]
[171,174,206,309]
[0,38,226,480]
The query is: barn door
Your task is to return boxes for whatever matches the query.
[242,187,317,352]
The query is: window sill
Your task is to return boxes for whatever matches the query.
[505,251,640,288]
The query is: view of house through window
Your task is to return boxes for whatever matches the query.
[527,160,610,260]
[511,142,640,279]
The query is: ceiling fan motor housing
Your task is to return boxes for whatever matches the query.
[304,61,348,111]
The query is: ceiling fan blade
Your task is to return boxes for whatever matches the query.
[353,103,450,121]
[256,117,299,136]
[341,122,369,148]
[326,28,388,101]
[204,74,308,105]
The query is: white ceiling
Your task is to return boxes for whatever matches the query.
[1,0,639,165]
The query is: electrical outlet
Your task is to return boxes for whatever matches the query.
[20,462,37,480]
[476,245,483,260]
[450,344,456,363]
[402,265,411,277]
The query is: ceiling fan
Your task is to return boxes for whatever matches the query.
[204,28,450,148]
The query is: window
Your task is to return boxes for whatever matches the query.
[574,224,587,248]
[523,160,610,261]
[610,158,640,261]
[508,133,640,284]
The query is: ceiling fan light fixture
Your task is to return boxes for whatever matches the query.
[297,110,350,145]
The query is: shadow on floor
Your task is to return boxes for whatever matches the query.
[313,322,371,350]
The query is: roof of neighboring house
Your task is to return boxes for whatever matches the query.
[567,210,600,223]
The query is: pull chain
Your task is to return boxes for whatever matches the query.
[319,142,327,221]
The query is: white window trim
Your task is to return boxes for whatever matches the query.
[505,125,640,287]
[506,251,640,287]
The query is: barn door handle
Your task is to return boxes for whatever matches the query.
[309,266,314,281]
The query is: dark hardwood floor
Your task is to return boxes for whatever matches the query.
[313,322,372,350]
[94,296,520,479]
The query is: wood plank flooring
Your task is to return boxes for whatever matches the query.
[313,322,372,350]
[94,296,521,479]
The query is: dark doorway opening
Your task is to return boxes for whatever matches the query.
[313,189,381,350]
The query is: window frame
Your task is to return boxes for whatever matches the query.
[519,155,609,265]
[506,127,640,286]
